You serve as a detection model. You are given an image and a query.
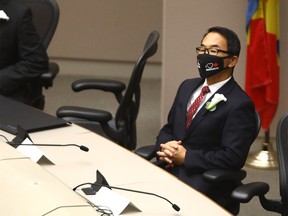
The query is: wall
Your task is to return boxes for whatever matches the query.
[162,0,288,138]
[48,0,162,63]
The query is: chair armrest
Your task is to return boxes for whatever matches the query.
[56,106,112,124]
[41,61,59,88]
[203,169,247,183]
[72,79,126,93]
[134,145,157,160]
[72,79,126,103]
[231,182,270,203]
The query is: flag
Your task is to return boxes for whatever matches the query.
[245,0,280,131]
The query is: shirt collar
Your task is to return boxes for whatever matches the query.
[203,76,232,95]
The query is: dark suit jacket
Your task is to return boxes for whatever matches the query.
[0,0,48,104]
[156,77,256,199]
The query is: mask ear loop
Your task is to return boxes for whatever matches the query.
[227,55,239,68]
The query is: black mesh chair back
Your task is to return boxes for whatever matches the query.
[116,32,158,121]
[23,0,60,109]
[113,31,159,149]
[24,0,59,49]
[276,112,288,215]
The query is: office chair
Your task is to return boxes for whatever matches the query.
[135,111,261,215]
[56,31,160,150]
[231,112,288,216]
[24,0,60,110]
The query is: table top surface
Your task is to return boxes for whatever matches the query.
[0,123,232,216]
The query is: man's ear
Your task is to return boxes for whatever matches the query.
[228,56,239,68]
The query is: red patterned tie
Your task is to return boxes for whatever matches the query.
[186,86,210,129]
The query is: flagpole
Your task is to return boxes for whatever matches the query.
[264,129,270,150]
[246,129,278,169]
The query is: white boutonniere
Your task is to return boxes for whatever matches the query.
[205,93,227,111]
[0,10,9,21]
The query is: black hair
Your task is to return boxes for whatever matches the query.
[202,26,241,57]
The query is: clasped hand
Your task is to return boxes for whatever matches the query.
[156,140,186,167]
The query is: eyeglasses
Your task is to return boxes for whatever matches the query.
[196,47,232,56]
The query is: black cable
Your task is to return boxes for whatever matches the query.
[73,182,180,212]
[0,134,9,142]
[73,182,92,191]
[8,142,89,152]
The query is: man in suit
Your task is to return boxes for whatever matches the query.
[156,26,256,207]
[0,0,48,106]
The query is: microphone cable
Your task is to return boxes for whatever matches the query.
[0,134,9,142]
[8,142,89,152]
[73,182,180,212]
[6,125,89,152]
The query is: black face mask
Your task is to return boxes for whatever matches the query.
[197,54,231,78]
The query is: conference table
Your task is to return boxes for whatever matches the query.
[0,108,233,215]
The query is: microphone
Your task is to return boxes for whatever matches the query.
[8,142,89,152]
[73,182,180,212]
[8,125,89,152]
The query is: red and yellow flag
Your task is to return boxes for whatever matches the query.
[245,0,280,131]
